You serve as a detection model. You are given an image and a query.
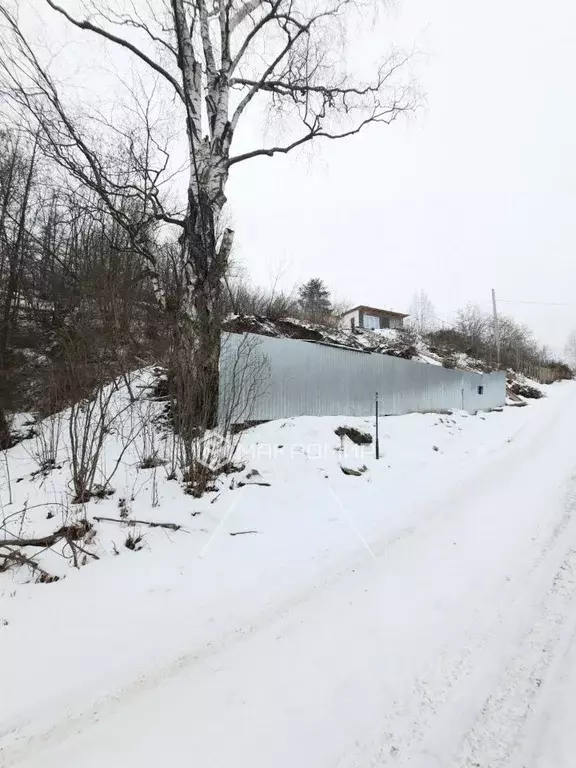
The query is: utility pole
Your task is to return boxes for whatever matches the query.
[375,392,380,460]
[492,288,501,368]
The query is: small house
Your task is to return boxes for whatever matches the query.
[340,305,409,331]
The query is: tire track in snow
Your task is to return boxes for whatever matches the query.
[336,478,576,768]
[449,548,576,768]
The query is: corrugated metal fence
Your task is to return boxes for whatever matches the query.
[218,332,506,424]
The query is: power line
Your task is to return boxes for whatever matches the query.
[431,315,457,329]
[498,299,575,307]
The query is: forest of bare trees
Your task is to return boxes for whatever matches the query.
[0,124,168,446]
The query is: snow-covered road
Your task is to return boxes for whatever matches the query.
[3,385,576,767]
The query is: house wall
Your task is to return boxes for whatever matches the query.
[341,309,361,330]
[340,309,405,330]
[219,332,506,424]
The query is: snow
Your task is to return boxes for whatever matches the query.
[2,379,576,766]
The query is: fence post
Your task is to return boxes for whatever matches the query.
[375,391,380,460]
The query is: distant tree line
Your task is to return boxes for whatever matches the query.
[427,304,572,380]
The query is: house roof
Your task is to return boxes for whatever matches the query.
[341,304,409,319]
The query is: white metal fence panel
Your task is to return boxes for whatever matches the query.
[218,332,506,423]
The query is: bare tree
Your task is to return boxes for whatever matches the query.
[0,0,418,430]
[0,127,42,447]
[454,304,491,359]
[565,330,576,370]
[408,289,435,334]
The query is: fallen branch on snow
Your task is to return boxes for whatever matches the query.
[0,550,59,582]
[0,519,94,580]
[0,520,92,549]
[93,516,182,531]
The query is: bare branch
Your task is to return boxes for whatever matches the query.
[93,516,182,531]
[90,6,179,59]
[229,104,410,165]
[229,0,266,32]
[43,0,185,102]
[229,0,283,74]
[230,14,311,131]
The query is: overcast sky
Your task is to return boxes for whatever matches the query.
[21,0,576,354]
[226,0,576,353]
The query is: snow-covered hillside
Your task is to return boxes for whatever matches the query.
[2,374,576,766]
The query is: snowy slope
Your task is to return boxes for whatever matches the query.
[2,381,576,766]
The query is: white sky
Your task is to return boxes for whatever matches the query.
[227,0,576,354]
[18,0,576,354]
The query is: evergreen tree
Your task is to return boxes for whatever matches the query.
[298,279,332,319]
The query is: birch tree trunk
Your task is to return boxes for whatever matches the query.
[177,189,228,429]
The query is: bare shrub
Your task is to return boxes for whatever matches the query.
[139,456,165,470]
[225,276,298,321]
[124,531,144,551]
[47,307,149,504]
[396,325,419,347]
[219,333,270,435]
[164,331,269,497]
[67,385,118,503]
[131,397,164,470]
[28,410,64,474]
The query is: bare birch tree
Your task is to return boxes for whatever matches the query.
[0,0,418,429]
[564,330,576,370]
[408,289,435,334]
